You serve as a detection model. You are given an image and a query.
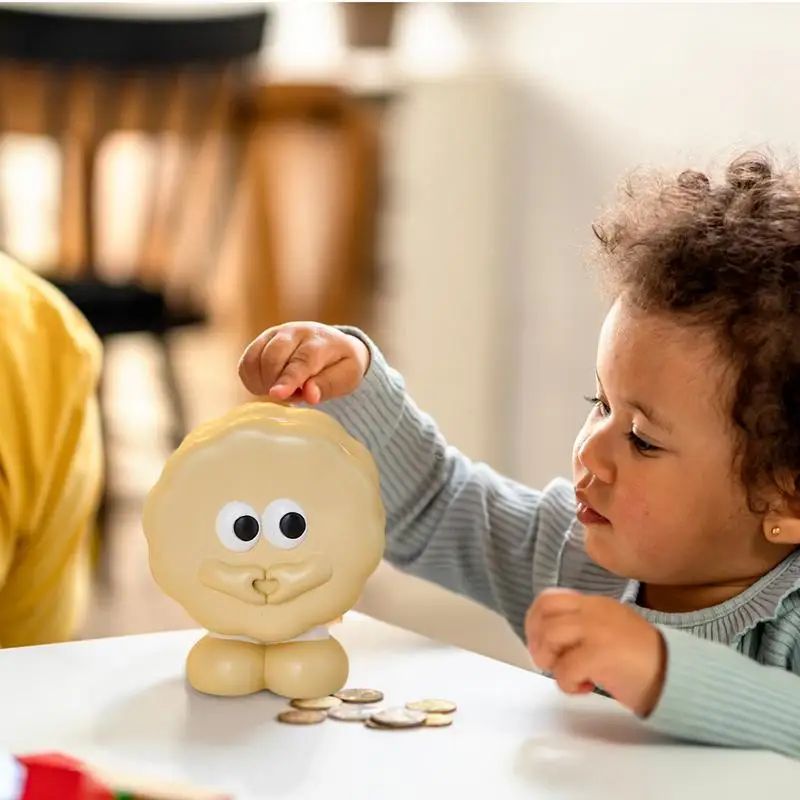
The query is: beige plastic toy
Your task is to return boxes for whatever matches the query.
[142,401,385,700]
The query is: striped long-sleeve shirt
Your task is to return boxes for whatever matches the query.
[319,328,800,760]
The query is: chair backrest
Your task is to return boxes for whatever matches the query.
[0,5,267,314]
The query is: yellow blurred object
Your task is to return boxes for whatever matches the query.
[0,254,103,646]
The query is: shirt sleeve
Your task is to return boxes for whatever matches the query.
[0,259,103,646]
[317,327,576,638]
[643,625,800,759]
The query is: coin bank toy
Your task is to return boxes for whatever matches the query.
[142,401,386,700]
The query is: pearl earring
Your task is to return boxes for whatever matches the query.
[770,525,782,538]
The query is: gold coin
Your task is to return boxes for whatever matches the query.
[370,707,427,728]
[423,713,454,727]
[290,696,342,711]
[405,699,457,714]
[277,709,327,725]
[335,688,384,704]
[328,704,380,722]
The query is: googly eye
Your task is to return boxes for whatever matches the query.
[262,499,307,550]
[216,501,261,552]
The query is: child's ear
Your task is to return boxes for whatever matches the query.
[762,494,800,546]
[762,514,800,546]
[761,473,800,546]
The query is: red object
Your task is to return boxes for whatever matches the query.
[17,753,113,800]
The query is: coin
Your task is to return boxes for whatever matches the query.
[423,713,454,727]
[276,709,327,725]
[363,717,418,731]
[328,704,381,722]
[405,699,457,714]
[370,707,427,729]
[290,696,342,711]
[335,688,384,704]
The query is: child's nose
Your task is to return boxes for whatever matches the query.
[576,428,615,485]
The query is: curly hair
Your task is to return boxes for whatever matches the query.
[591,151,800,511]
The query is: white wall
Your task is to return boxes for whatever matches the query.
[381,74,522,470]
[478,1,800,488]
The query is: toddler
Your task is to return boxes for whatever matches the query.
[239,152,800,759]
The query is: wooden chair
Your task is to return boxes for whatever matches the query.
[232,82,384,354]
[0,5,268,577]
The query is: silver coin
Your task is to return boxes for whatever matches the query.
[328,704,382,722]
[370,707,427,728]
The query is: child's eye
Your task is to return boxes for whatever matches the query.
[628,430,659,455]
[584,395,610,416]
[585,395,660,455]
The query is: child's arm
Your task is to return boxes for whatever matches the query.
[318,328,576,639]
[644,620,800,758]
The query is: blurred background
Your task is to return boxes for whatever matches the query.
[2,0,799,670]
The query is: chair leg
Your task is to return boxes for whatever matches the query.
[155,331,189,450]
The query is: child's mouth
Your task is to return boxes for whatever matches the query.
[576,501,610,526]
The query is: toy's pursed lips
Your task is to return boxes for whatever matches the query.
[199,553,333,605]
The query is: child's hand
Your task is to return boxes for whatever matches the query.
[525,588,667,717]
[238,322,370,405]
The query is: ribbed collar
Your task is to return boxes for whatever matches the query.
[561,521,800,646]
[629,549,800,645]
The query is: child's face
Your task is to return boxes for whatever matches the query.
[572,298,783,592]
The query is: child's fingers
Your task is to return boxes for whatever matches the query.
[270,340,329,398]
[306,358,362,403]
[238,332,275,396]
[258,333,305,395]
[302,379,322,405]
[238,326,292,395]
[550,643,596,696]
[239,325,364,402]
[528,616,584,673]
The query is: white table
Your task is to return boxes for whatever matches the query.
[0,613,796,799]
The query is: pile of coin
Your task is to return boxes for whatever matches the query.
[276,687,457,731]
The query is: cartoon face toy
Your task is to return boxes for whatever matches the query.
[142,402,385,700]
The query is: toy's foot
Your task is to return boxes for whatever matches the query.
[264,636,348,700]
[186,634,266,696]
